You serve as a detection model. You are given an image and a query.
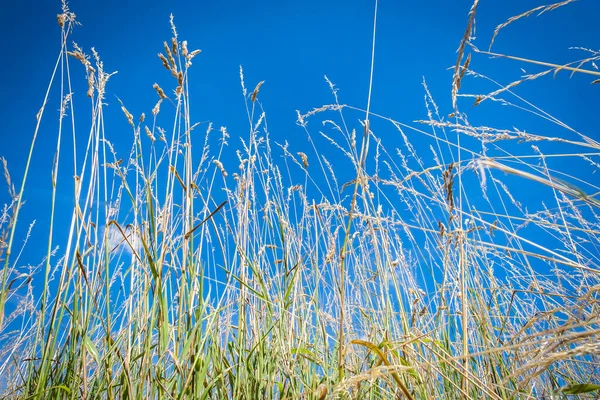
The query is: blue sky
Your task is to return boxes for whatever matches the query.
[0,0,598,289]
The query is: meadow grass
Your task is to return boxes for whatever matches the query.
[0,1,599,398]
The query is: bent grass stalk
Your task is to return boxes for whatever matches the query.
[0,1,599,399]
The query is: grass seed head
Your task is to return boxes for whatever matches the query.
[158,53,171,71]
[213,160,227,176]
[153,83,167,99]
[164,41,177,74]
[171,37,178,55]
[121,105,134,127]
[297,152,309,168]
[152,98,162,115]
[86,72,94,98]
[251,80,265,102]
[181,40,188,58]
[144,126,155,142]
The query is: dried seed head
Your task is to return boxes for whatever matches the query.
[157,126,166,141]
[164,41,176,72]
[153,83,167,99]
[251,80,265,102]
[59,93,72,119]
[443,162,455,215]
[459,53,471,83]
[213,160,227,176]
[152,99,163,116]
[68,50,87,66]
[177,71,183,86]
[169,13,178,38]
[171,37,178,55]
[139,113,145,123]
[144,126,155,142]
[86,73,94,98]
[175,85,182,96]
[297,152,309,168]
[219,126,230,145]
[452,0,479,110]
[121,105,134,127]
[240,66,247,97]
[186,49,201,67]
[316,383,327,400]
[188,49,201,59]
[57,14,65,27]
[181,40,188,58]
[158,53,171,71]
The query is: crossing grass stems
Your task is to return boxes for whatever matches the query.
[0,0,599,398]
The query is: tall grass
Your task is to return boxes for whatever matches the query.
[0,1,599,398]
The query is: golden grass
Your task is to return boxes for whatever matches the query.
[0,0,598,399]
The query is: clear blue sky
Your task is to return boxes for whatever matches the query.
[0,0,598,274]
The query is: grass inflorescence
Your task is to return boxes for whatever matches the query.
[0,1,599,399]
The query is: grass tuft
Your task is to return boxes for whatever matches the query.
[0,0,599,399]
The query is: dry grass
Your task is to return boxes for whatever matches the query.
[0,0,599,399]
